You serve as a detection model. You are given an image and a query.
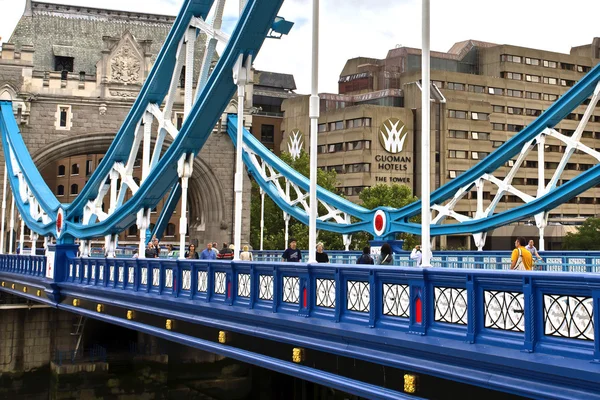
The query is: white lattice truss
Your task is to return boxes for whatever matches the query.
[7,146,52,227]
[79,1,229,257]
[246,144,353,246]
[432,81,600,249]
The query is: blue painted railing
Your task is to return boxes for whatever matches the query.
[58,256,599,361]
[0,254,46,277]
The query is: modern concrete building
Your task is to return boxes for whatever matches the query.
[282,39,600,250]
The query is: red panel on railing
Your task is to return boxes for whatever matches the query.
[415,297,422,324]
[303,287,307,308]
[227,281,232,298]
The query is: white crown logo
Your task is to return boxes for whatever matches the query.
[288,129,303,160]
[380,119,407,154]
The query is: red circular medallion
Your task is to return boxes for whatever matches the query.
[56,208,64,238]
[374,214,384,231]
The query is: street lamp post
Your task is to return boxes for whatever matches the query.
[421,0,432,267]
[308,0,320,263]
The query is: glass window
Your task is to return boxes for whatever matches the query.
[57,185,64,196]
[166,223,176,237]
[543,77,558,85]
[59,107,69,128]
[577,65,591,73]
[71,164,79,175]
[176,113,183,130]
[503,72,522,80]
[525,57,540,66]
[58,165,65,176]
[449,150,467,159]
[543,93,559,101]
[449,110,467,119]
[86,160,93,176]
[488,87,503,95]
[507,107,523,115]
[317,145,328,154]
[70,184,78,195]
[432,80,443,88]
[449,130,468,139]
[449,170,457,178]
[328,143,344,153]
[507,124,523,132]
[526,108,542,117]
[526,91,541,100]
[526,74,541,83]
[492,123,505,130]
[492,105,505,113]
[492,141,504,148]
[501,55,522,63]
[335,121,344,130]
[54,56,74,73]
[447,82,465,91]
[471,112,489,120]
[543,60,557,68]
[506,89,522,98]
[261,125,275,143]
[468,85,485,93]
[318,123,327,133]
[471,132,490,140]
[128,226,138,237]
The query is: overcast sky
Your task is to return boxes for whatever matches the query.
[0,0,598,93]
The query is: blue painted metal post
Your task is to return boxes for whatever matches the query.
[368,270,376,328]
[45,243,79,302]
[523,276,536,353]
[593,290,600,362]
[299,270,310,317]
[408,271,427,335]
[466,274,476,343]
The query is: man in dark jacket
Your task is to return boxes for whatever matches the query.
[357,246,375,265]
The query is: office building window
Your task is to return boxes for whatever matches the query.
[578,65,591,73]
[328,165,345,174]
[561,79,575,87]
[471,132,490,140]
[502,72,522,80]
[507,124,524,132]
[342,186,367,196]
[261,125,275,143]
[449,110,467,119]
[317,145,328,154]
[318,123,327,133]
[70,184,79,196]
[432,80,444,88]
[471,151,489,160]
[492,141,504,148]
[329,121,344,131]
[506,89,522,98]
[57,185,65,196]
[57,165,66,176]
[71,163,80,175]
[492,123,505,131]
[501,55,522,63]
[471,112,489,120]
[488,87,503,95]
[328,143,344,153]
[128,226,138,237]
[346,118,371,129]
[525,108,542,117]
[86,160,93,176]
[175,113,184,130]
[525,74,541,83]
[449,150,467,159]
[543,77,558,85]
[346,163,371,173]
[543,60,557,68]
[166,223,176,237]
[525,57,540,66]
[492,105,505,113]
[543,93,559,101]
[346,140,371,151]
[447,82,465,91]
[525,91,541,100]
[468,84,485,93]
[507,107,523,115]
[449,130,468,139]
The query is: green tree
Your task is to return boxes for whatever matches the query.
[250,150,343,251]
[562,218,600,250]
[353,184,419,250]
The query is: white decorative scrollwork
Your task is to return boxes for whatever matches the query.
[214,272,226,295]
[84,265,88,279]
[544,294,594,341]
[237,273,250,298]
[287,129,303,160]
[128,267,134,284]
[91,264,96,280]
[98,265,104,281]
[434,287,468,325]
[282,276,299,304]
[109,266,115,282]
[316,278,336,308]
[118,267,124,283]
[484,291,524,332]
[165,269,173,289]
[383,284,410,318]
[181,270,191,290]
[347,281,370,313]
[198,270,208,292]
[141,267,147,285]
[259,275,273,301]
[69,263,73,278]
[152,268,160,287]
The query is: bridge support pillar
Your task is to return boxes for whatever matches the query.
[45,243,79,302]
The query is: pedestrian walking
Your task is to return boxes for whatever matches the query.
[240,245,253,261]
[357,246,374,265]
[282,238,302,262]
[315,242,329,263]
[199,243,215,260]
[525,240,543,270]
[377,243,393,265]
[511,237,533,270]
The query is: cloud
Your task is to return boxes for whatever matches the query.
[1,0,599,95]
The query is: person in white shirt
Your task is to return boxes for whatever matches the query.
[410,245,432,267]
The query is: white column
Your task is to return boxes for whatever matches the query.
[476,179,484,251]
[233,55,250,261]
[142,113,152,181]
[178,154,194,260]
[31,232,38,256]
[137,209,150,258]
[8,195,15,254]
[284,181,290,248]
[260,189,265,251]
[184,27,196,117]
[420,0,432,267]
[307,0,320,264]
[537,135,546,251]
[1,164,7,254]
[19,216,24,254]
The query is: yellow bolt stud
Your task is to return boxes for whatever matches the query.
[96,304,104,313]
[404,374,418,394]
[22,287,27,293]
[166,319,173,330]
[36,290,42,297]
[218,331,227,344]
[1,282,4,287]
[126,310,134,320]
[72,299,80,307]
[292,348,304,364]
[11,283,15,290]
